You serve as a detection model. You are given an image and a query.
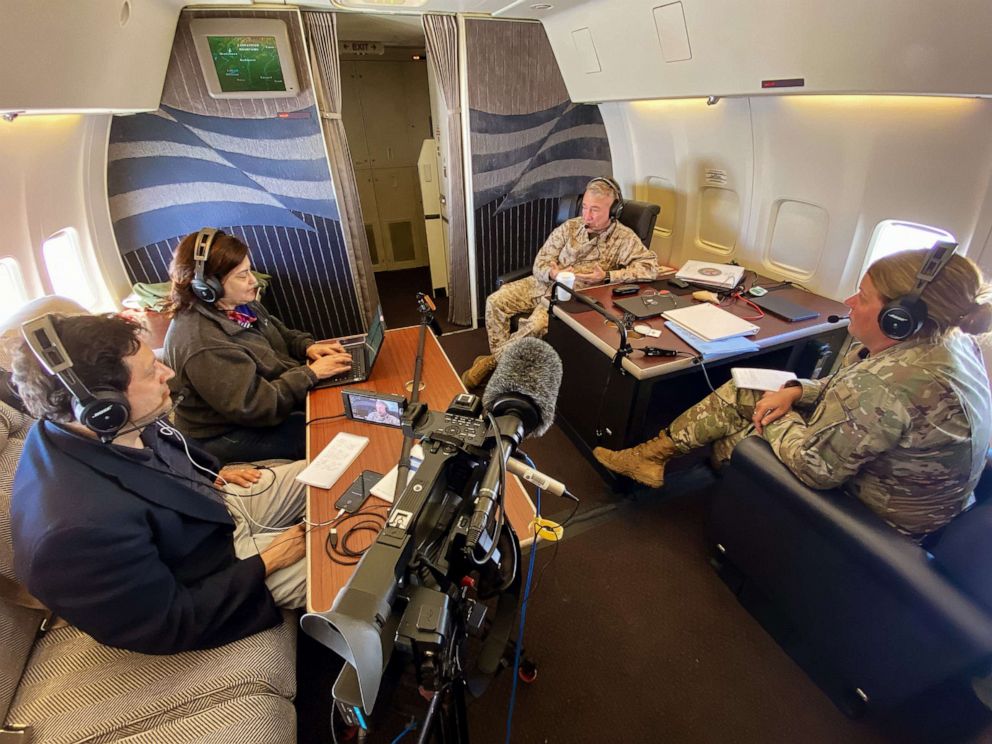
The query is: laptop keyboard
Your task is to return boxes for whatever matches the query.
[325,345,366,384]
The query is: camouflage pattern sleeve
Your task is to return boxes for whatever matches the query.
[761,371,911,490]
[606,230,659,283]
[532,223,572,285]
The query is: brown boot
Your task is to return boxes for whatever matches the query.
[593,432,680,488]
[461,354,496,390]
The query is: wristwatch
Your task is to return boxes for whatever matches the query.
[605,271,612,284]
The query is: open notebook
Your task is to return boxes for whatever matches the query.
[662,303,759,342]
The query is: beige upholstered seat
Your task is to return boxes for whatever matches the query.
[0,400,298,743]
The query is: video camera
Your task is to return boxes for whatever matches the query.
[302,338,563,738]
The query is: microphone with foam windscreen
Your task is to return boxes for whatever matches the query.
[466,338,563,553]
[827,314,850,323]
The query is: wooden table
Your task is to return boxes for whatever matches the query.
[305,326,535,613]
[546,280,851,452]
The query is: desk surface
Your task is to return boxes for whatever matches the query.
[305,326,535,613]
[550,281,849,379]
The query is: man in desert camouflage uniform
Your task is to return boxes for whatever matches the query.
[461,178,659,389]
[595,248,992,538]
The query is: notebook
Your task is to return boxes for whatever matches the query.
[675,260,746,291]
[662,303,759,342]
[312,307,386,389]
[665,322,760,359]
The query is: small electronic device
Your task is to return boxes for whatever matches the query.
[341,388,407,428]
[611,284,640,296]
[748,286,769,297]
[632,324,662,338]
[667,278,691,289]
[642,346,679,357]
[190,18,300,99]
[335,470,383,513]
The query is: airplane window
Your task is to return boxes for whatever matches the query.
[865,220,955,272]
[42,228,97,310]
[0,257,28,324]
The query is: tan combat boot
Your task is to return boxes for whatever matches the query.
[460,354,496,390]
[593,432,680,488]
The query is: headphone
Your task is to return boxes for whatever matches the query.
[21,314,131,441]
[587,177,624,221]
[878,240,958,340]
[190,228,224,304]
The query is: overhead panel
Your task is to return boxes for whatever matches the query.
[570,27,602,74]
[653,2,692,63]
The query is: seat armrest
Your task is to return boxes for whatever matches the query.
[495,267,531,288]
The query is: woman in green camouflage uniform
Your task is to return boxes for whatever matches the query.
[595,249,992,538]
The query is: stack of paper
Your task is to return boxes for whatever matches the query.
[731,367,797,391]
[369,445,424,503]
[662,303,759,342]
[665,321,759,359]
[675,260,746,290]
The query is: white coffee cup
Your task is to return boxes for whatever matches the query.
[555,271,576,301]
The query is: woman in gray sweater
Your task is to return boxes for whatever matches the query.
[164,229,352,463]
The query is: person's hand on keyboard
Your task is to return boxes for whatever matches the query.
[308,352,353,379]
[306,340,346,360]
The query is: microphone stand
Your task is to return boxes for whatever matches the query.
[394,293,436,501]
[549,280,632,369]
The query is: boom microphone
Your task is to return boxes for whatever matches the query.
[467,339,563,553]
[827,314,850,323]
[481,337,562,438]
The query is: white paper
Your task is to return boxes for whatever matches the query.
[731,367,797,392]
[662,303,759,341]
[368,445,425,503]
[296,432,369,490]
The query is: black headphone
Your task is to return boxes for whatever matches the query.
[587,177,624,221]
[21,314,131,441]
[190,228,224,304]
[878,241,958,340]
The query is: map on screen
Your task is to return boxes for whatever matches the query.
[207,35,287,93]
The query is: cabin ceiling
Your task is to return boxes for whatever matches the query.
[335,13,426,46]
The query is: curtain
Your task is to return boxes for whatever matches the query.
[302,11,381,327]
[423,14,472,326]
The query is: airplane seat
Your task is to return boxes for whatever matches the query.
[494,196,660,331]
[709,436,992,723]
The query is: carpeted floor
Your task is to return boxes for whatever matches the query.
[297,280,992,743]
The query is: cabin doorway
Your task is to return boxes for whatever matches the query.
[337,14,446,296]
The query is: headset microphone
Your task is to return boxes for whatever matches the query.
[467,338,563,553]
[190,228,224,304]
[827,314,850,323]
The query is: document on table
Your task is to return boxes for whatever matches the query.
[369,444,424,503]
[662,303,759,342]
[731,367,798,392]
[665,321,759,359]
[296,432,369,489]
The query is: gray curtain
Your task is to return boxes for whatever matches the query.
[302,11,381,326]
[424,14,472,326]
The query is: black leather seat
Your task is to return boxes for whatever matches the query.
[494,195,661,289]
[709,437,992,719]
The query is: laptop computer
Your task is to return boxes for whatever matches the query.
[312,308,387,389]
[750,294,819,322]
[614,293,694,319]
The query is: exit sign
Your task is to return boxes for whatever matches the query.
[342,41,384,56]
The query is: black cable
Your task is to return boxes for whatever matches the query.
[323,504,391,566]
[306,413,347,427]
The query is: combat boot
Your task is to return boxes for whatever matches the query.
[461,354,496,390]
[593,432,681,488]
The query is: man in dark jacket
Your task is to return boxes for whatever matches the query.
[10,313,307,654]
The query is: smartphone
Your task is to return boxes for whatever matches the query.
[341,388,407,428]
[611,284,640,296]
[335,470,383,513]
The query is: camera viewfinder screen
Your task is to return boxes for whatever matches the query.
[350,394,403,428]
[207,35,287,92]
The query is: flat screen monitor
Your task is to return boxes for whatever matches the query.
[190,18,300,99]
